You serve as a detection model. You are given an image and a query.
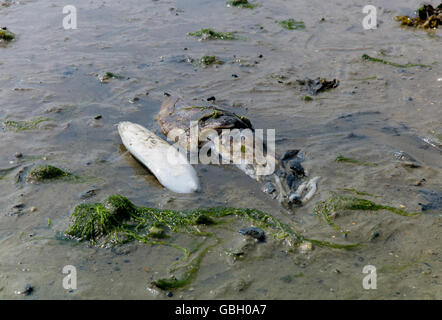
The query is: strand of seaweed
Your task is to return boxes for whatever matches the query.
[59,195,359,290]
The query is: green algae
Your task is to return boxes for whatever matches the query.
[188,28,237,40]
[278,19,305,30]
[26,164,74,183]
[335,155,376,167]
[314,192,421,234]
[226,0,256,9]
[66,195,358,290]
[198,55,224,66]
[300,95,313,102]
[98,72,125,83]
[3,117,52,131]
[362,54,431,68]
[0,28,15,41]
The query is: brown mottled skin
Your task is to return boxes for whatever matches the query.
[156,94,252,147]
[155,94,308,209]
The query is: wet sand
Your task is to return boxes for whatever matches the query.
[0,0,441,299]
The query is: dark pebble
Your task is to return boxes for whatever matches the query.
[23,284,34,296]
[15,152,23,158]
[258,54,263,58]
[124,259,130,263]
[94,115,102,120]
[408,97,413,101]
[358,257,364,262]
[239,227,266,242]
[371,231,380,240]
[207,96,216,102]
[232,74,238,78]
[167,291,173,297]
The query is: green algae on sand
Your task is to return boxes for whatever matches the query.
[65,195,358,290]
[3,117,52,131]
[335,155,376,167]
[188,28,237,40]
[25,164,75,183]
[362,54,431,68]
[278,19,305,30]
[198,55,224,67]
[0,28,15,41]
[226,0,256,9]
[314,192,422,234]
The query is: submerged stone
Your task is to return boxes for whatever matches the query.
[239,227,266,241]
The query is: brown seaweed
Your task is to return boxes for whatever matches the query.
[395,4,441,29]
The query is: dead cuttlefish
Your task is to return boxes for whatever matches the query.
[155,94,320,209]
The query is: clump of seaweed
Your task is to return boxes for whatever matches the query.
[98,72,125,83]
[0,27,15,42]
[335,155,376,167]
[314,192,421,233]
[300,95,314,102]
[26,164,74,183]
[197,55,224,67]
[278,19,305,30]
[362,54,431,68]
[395,4,441,29]
[3,117,52,131]
[65,195,358,290]
[188,28,237,40]
[298,78,339,95]
[226,0,256,9]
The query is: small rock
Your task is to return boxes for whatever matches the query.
[207,96,216,102]
[167,291,173,297]
[370,231,380,240]
[239,227,266,242]
[15,152,23,159]
[232,74,238,78]
[94,115,102,120]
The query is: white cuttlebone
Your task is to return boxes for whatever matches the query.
[118,121,200,194]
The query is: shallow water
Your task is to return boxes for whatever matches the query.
[0,0,441,299]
